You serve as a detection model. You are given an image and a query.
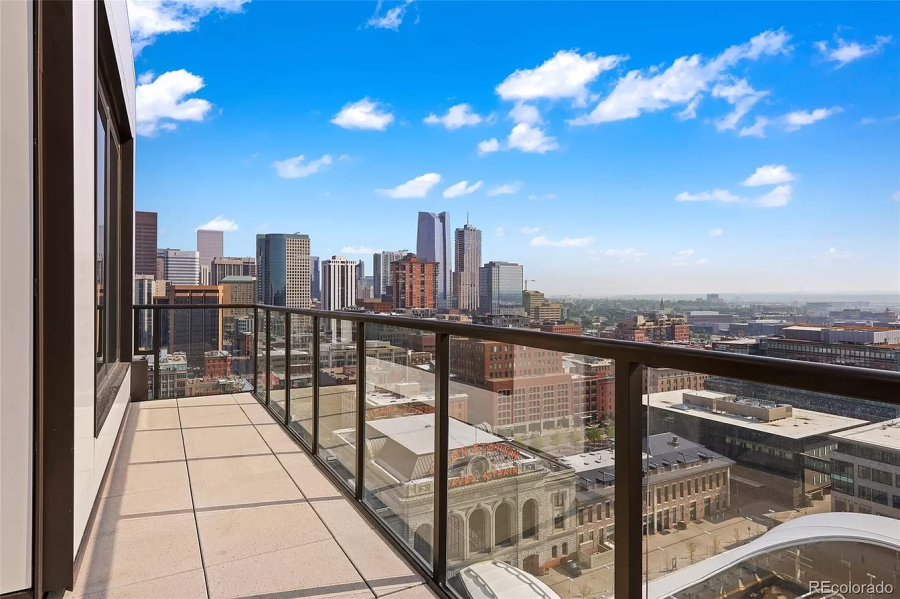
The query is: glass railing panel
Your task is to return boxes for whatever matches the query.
[269,310,287,419]
[643,372,900,598]
[317,316,359,490]
[254,309,266,402]
[361,324,436,570]
[288,315,315,446]
[445,335,616,599]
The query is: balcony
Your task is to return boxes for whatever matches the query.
[114,302,900,599]
[60,392,434,599]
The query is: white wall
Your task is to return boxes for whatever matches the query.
[72,0,136,556]
[0,0,34,593]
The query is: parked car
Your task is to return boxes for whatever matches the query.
[559,557,582,578]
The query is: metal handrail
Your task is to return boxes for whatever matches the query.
[131,302,900,598]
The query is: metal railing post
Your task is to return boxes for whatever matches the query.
[285,311,292,426]
[614,360,644,598]
[432,332,450,584]
[355,321,366,501]
[152,306,161,400]
[312,315,320,455]
[265,309,271,406]
[252,306,259,397]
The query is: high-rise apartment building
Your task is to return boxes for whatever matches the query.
[391,255,439,310]
[373,250,410,300]
[220,275,255,318]
[256,233,311,308]
[210,257,256,285]
[134,211,157,276]
[479,261,524,315]
[134,275,156,348]
[160,249,200,285]
[416,212,451,304]
[165,285,223,371]
[156,255,166,280]
[452,223,482,312]
[310,256,321,302]
[197,229,224,272]
[322,256,358,342]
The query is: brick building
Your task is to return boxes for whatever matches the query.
[204,350,233,379]
[391,255,439,310]
[615,314,689,343]
[539,323,581,336]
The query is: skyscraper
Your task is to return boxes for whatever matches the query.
[391,255,439,310]
[197,229,224,272]
[373,250,410,300]
[135,211,157,276]
[322,256,358,342]
[256,233,311,308]
[416,212,451,305]
[479,261,524,315]
[310,256,321,302]
[160,249,200,285]
[210,257,256,285]
[452,222,482,312]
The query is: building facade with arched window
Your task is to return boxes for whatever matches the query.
[361,414,577,579]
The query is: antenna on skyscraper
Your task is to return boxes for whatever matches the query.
[466,212,469,226]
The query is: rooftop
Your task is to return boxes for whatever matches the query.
[831,417,900,451]
[219,275,255,283]
[647,390,868,439]
[59,393,434,599]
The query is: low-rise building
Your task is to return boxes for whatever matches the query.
[830,419,900,518]
[644,367,709,394]
[615,314,689,343]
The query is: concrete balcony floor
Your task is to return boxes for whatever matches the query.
[58,393,436,599]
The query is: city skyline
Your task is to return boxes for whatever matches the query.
[133,1,898,295]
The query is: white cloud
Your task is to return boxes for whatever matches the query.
[754,184,792,207]
[136,69,213,136]
[127,0,249,53]
[812,247,855,261]
[365,0,415,31]
[893,190,900,202]
[815,34,891,68]
[487,181,524,196]
[495,227,505,237]
[676,185,793,208]
[197,216,238,232]
[570,29,790,126]
[496,50,627,106]
[739,116,770,138]
[443,180,483,198]
[376,173,441,198]
[592,247,647,261]
[272,154,333,179]
[784,107,842,131]
[137,71,155,85]
[531,235,594,248]
[331,98,394,130]
[711,78,768,131]
[695,258,710,265]
[861,114,900,125]
[507,123,559,153]
[508,102,543,125]
[674,249,695,257]
[424,103,487,129]
[341,246,384,255]
[676,97,700,121]
[477,138,500,156]
[519,226,540,234]
[528,193,557,201]
[709,228,724,237]
[676,189,743,203]
[741,164,795,186]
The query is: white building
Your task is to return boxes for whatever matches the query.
[322,256,358,342]
[161,248,201,285]
[830,419,900,517]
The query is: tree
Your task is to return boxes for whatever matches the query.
[733,527,740,545]
[585,427,603,445]
[569,428,584,448]
[551,430,564,448]
[605,423,616,438]
[529,436,546,451]
[577,583,595,599]
[711,535,721,556]
[581,316,593,330]
[686,541,698,564]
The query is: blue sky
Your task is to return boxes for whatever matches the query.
[131,0,899,295]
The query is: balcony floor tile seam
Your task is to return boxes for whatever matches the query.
[189,527,337,572]
[65,567,208,599]
[176,400,213,599]
[255,410,427,598]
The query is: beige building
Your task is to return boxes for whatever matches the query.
[535,302,562,322]
[453,223,482,312]
[644,368,710,394]
[523,290,545,316]
[220,275,255,318]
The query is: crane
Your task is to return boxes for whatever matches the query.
[524,279,536,291]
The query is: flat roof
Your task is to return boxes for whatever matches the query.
[831,418,900,451]
[366,414,506,456]
[647,390,868,439]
